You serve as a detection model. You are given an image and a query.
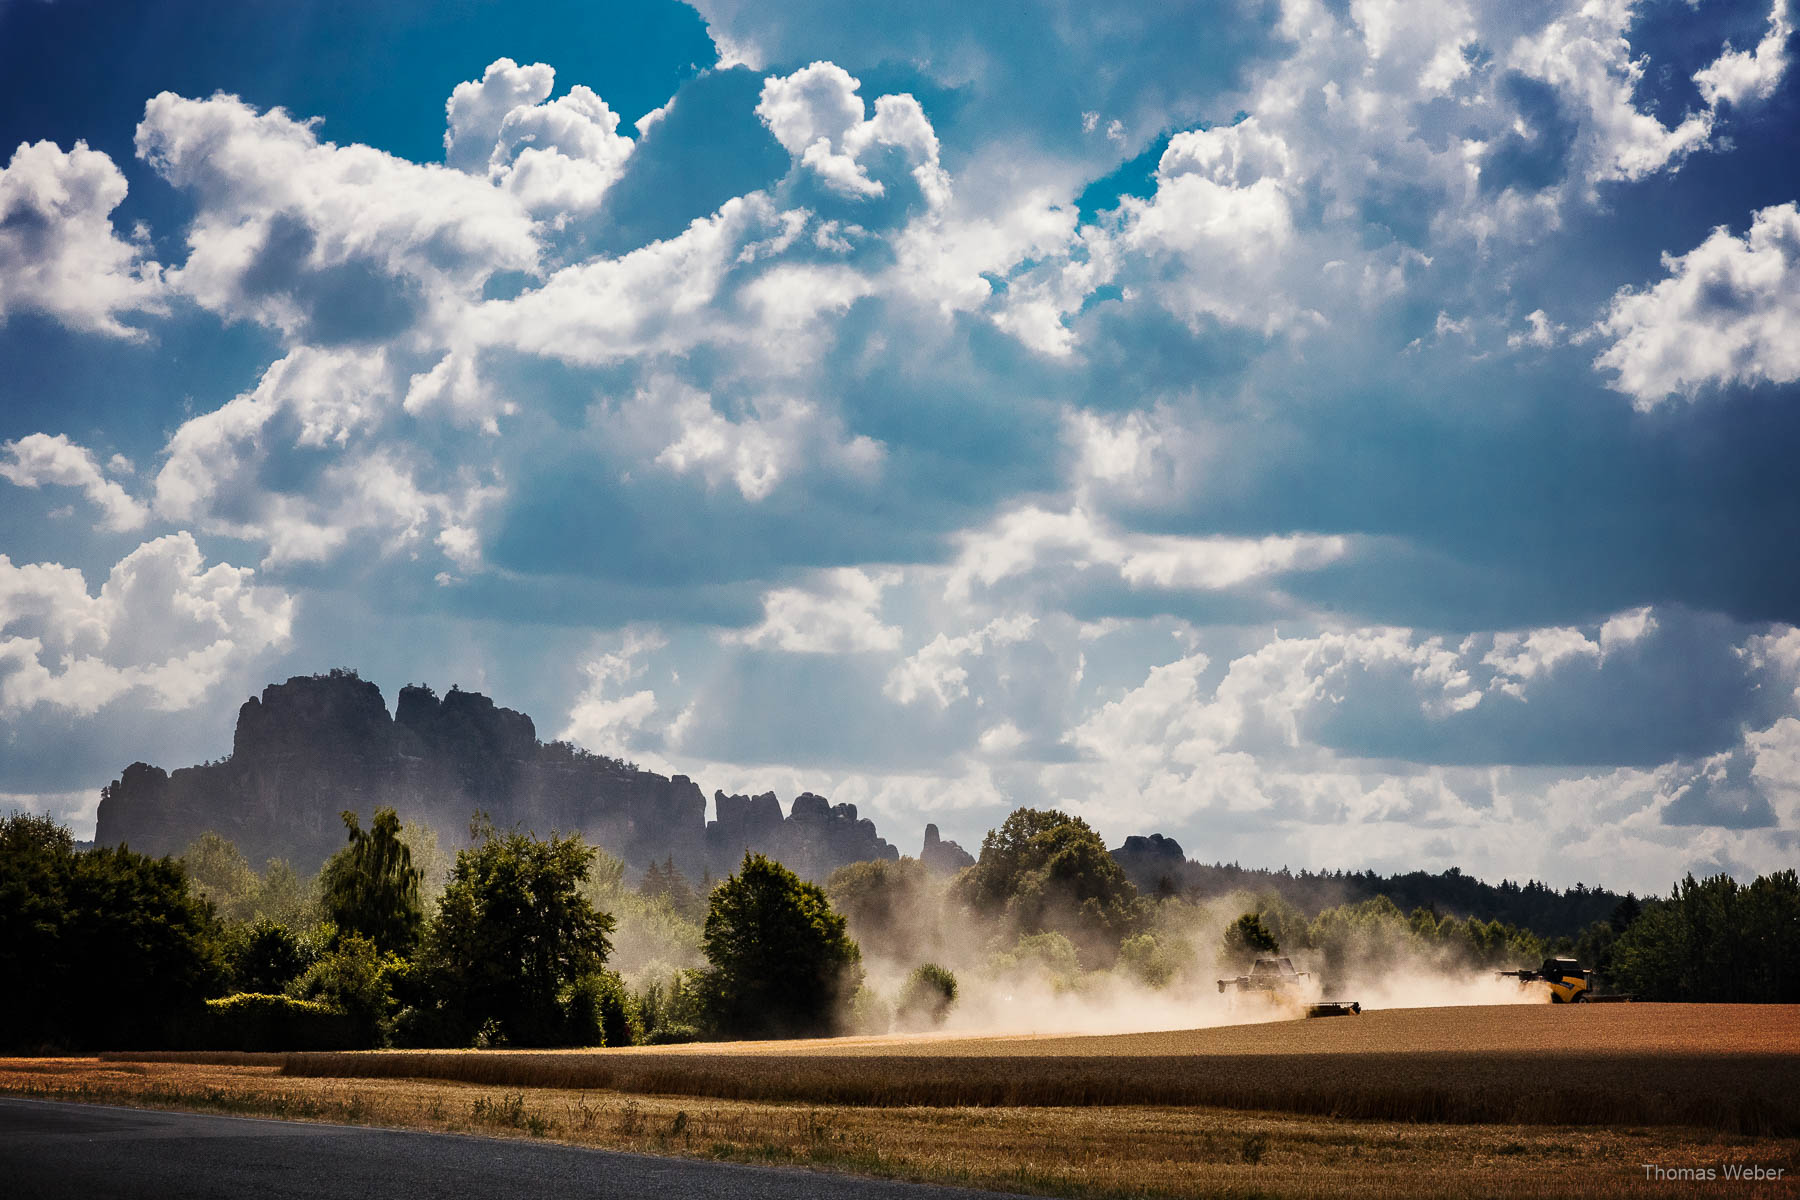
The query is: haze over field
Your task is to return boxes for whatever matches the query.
[5,0,1800,895]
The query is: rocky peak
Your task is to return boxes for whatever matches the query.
[232,669,392,765]
[1111,832,1188,892]
[921,822,975,874]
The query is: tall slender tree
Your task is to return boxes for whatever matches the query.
[320,808,423,956]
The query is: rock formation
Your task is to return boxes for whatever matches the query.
[1109,833,1188,893]
[706,790,897,878]
[920,823,975,875]
[95,670,895,880]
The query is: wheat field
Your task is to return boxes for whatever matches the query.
[106,1004,1800,1134]
[13,1006,1796,1198]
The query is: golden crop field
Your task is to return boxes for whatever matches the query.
[176,1003,1791,1134]
[217,1007,1792,1137]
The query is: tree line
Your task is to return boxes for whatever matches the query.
[2,805,1795,1051]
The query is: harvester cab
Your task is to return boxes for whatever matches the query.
[1217,956,1310,994]
[1498,957,1592,1003]
[1217,956,1361,1017]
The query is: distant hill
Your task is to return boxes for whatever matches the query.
[95,669,907,880]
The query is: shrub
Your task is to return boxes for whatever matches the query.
[1117,933,1176,988]
[990,931,1081,985]
[290,932,400,1046]
[197,993,358,1051]
[633,970,710,1044]
[895,964,958,1030]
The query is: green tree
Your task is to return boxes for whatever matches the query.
[227,918,312,994]
[953,808,1145,954]
[180,832,258,922]
[419,821,616,1045]
[825,857,940,964]
[1741,869,1800,1003]
[0,812,224,1050]
[988,930,1082,984]
[642,855,705,922]
[247,858,314,928]
[701,852,863,1038]
[1117,931,1177,987]
[320,808,423,956]
[1223,912,1280,961]
[565,969,639,1047]
[399,819,454,915]
[1611,871,1800,1002]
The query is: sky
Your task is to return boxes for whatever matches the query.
[2,0,1798,895]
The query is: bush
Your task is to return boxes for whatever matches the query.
[196,993,358,1051]
[895,964,958,1029]
[290,933,400,1046]
[989,931,1081,985]
[633,970,710,1044]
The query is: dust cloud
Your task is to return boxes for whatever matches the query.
[849,888,1549,1040]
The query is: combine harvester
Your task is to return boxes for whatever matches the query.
[1497,957,1633,1003]
[1217,956,1361,1017]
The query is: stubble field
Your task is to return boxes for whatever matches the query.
[5,1004,1797,1198]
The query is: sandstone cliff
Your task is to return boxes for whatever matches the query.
[95,670,896,880]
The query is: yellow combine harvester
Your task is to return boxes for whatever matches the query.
[1498,957,1632,1003]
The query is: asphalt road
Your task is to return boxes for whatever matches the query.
[0,1097,1010,1200]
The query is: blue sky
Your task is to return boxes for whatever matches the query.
[3,0,1798,893]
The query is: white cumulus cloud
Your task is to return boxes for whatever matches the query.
[1694,0,1793,109]
[0,140,163,337]
[0,533,293,716]
[729,567,902,653]
[1595,202,1800,408]
[1,434,148,531]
